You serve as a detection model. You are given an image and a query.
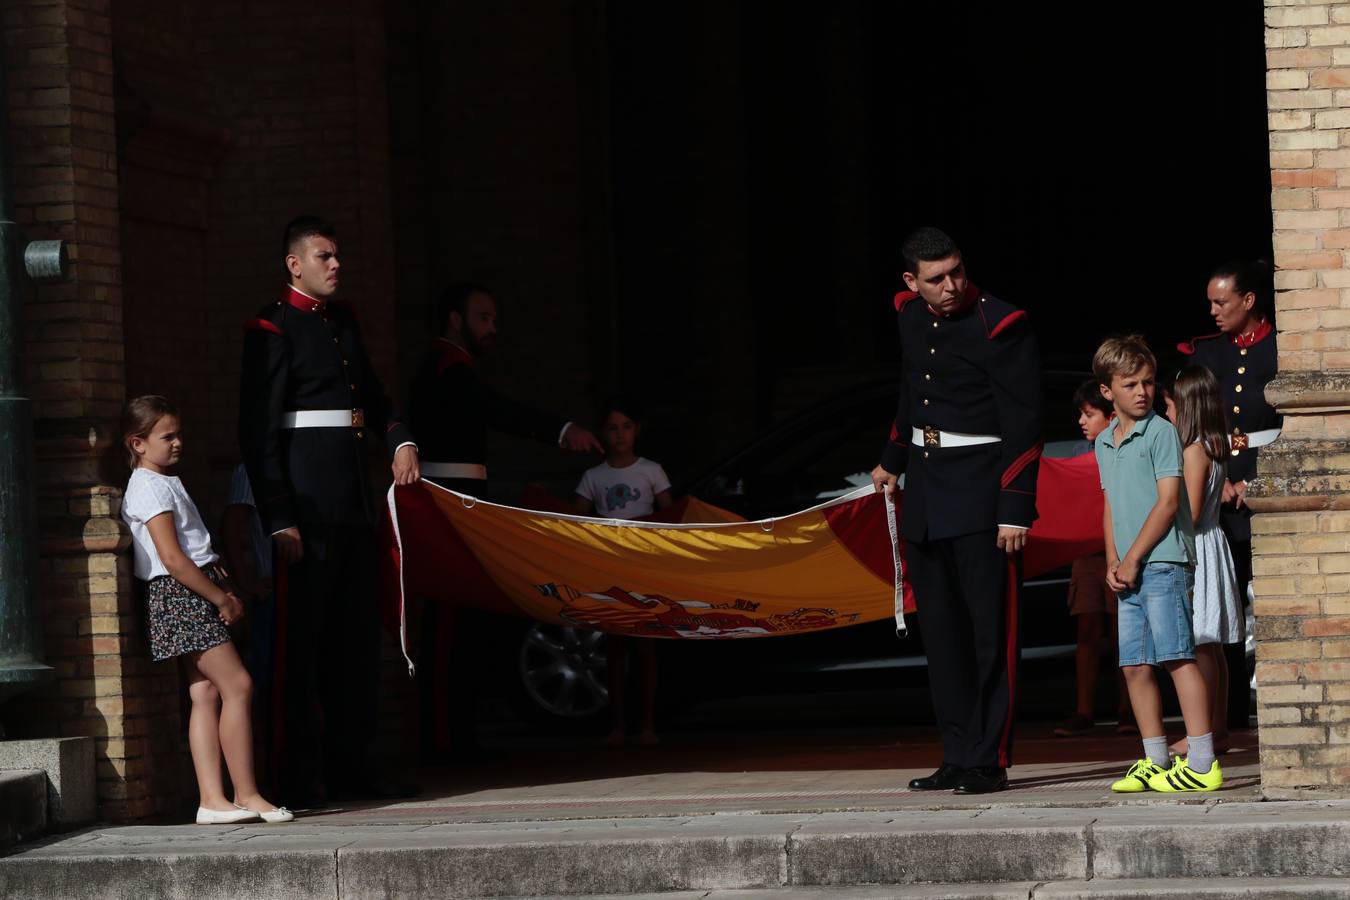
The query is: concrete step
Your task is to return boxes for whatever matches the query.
[6,803,1350,898]
[555,882,1350,899]
[0,769,45,849]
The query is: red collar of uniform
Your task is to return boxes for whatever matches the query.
[433,337,474,373]
[284,285,327,314]
[1232,318,1272,348]
[921,282,981,317]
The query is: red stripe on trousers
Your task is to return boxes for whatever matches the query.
[997,555,1020,768]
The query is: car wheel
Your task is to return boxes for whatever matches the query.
[512,622,611,729]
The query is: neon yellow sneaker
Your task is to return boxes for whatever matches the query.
[1111,759,1166,793]
[1147,757,1223,793]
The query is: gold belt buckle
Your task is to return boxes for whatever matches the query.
[1231,430,1248,453]
[923,425,941,448]
[351,408,365,428]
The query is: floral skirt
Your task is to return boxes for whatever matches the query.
[146,567,231,662]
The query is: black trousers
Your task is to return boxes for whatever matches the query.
[908,530,1022,769]
[278,521,381,790]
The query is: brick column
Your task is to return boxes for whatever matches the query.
[2,0,181,820]
[1254,1,1350,797]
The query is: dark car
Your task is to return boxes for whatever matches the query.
[498,370,1096,731]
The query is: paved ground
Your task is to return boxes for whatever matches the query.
[294,721,1262,825]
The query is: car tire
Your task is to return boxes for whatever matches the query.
[506,621,613,732]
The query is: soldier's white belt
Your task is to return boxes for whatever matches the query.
[282,409,365,428]
[1229,428,1280,452]
[913,426,1002,449]
[420,462,487,480]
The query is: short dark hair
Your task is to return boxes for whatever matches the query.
[1210,258,1273,315]
[283,215,336,256]
[901,226,960,276]
[599,393,643,426]
[436,282,494,334]
[1072,379,1112,416]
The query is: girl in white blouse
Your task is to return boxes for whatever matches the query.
[121,395,292,825]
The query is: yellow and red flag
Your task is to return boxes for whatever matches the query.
[381,453,1104,673]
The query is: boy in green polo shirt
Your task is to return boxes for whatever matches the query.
[1094,335,1220,793]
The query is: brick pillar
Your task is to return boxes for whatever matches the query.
[1,0,181,820]
[1254,1,1350,797]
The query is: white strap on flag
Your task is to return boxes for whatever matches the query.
[884,489,906,638]
[386,484,416,677]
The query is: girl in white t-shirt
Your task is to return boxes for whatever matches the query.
[120,396,292,825]
[573,397,672,745]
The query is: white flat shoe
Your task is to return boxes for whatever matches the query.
[235,803,294,824]
[196,806,261,825]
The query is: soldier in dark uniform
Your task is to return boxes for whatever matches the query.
[1178,258,1277,731]
[239,216,420,802]
[406,283,600,760]
[407,282,601,495]
[871,227,1043,795]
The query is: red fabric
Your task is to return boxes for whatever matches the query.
[283,285,326,314]
[1022,453,1105,578]
[988,309,1027,339]
[379,454,1106,648]
[1001,441,1043,489]
[244,318,283,336]
[894,290,920,311]
[824,491,916,612]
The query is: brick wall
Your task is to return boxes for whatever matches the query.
[1,0,182,821]
[1252,0,1350,796]
[3,0,418,821]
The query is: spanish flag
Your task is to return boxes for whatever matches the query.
[381,454,1104,673]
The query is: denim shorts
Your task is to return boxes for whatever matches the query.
[1116,562,1195,667]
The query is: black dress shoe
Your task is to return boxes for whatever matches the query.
[953,766,1008,794]
[908,763,966,791]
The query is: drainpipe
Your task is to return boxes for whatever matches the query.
[0,38,71,723]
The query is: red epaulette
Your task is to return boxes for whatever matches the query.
[894,290,921,311]
[1177,332,1222,356]
[987,309,1027,340]
[974,292,1027,340]
[243,318,284,336]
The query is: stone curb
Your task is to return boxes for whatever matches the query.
[6,803,1350,898]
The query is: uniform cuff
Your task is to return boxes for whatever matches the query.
[394,441,418,454]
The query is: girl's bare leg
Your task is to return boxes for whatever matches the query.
[1171,645,1229,754]
[196,641,278,811]
[1209,643,1230,746]
[183,654,229,810]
